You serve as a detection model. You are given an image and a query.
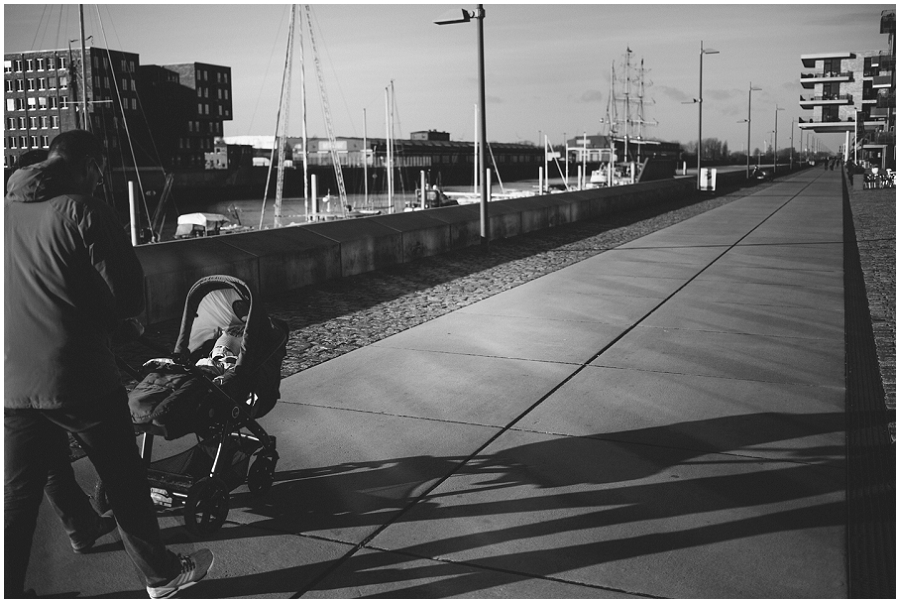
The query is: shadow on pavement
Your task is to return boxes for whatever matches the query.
[186,410,843,598]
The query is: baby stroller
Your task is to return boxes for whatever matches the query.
[98,275,289,536]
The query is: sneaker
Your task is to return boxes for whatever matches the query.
[146,550,214,599]
[71,515,118,554]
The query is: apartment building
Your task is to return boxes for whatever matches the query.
[4,46,140,170]
[138,62,233,169]
[799,9,895,168]
[4,46,233,173]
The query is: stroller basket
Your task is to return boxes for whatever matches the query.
[147,435,262,507]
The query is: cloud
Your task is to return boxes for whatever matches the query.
[655,85,691,103]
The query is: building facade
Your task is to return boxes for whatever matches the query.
[799,9,895,168]
[137,62,233,169]
[4,46,140,170]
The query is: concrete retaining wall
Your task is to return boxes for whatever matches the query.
[135,173,745,325]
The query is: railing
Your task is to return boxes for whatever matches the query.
[800,94,853,103]
[800,71,853,80]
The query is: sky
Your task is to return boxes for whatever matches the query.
[4,2,893,154]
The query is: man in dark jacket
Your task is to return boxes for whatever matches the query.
[4,130,213,599]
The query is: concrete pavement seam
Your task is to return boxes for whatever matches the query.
[293,176,817,598]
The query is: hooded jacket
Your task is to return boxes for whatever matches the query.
[4,161,145,409]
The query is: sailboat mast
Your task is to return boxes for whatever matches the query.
[274,4,297,228]
[363,108,368,208]
[79,5,89,129]
[300,9,309,221]
[260,4,296,230]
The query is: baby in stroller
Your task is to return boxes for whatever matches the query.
[195,327,244,379]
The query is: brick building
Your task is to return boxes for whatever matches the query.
[137,62,233,169]
[4,46,233,173]
[4,46,140,170]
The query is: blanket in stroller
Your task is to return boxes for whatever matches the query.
[128,360,223,440]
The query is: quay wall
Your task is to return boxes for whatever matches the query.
[134,170,751,326]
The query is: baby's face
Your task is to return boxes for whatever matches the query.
[212,344,238,360]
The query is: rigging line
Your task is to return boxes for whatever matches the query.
[305,5,357,137]
[246,3,291,136]
[93,5,151,224]
[97,4,167,172]
[53,4,64,56]
[29,4,50,51]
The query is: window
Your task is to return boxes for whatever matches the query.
[27,97,36,109]
[49,97,58,109]
[16,79,24,92]
[15,98,26,110]
[131,98,136,110]
[51,116,59,129]
[40,116,49,128]
[4,60,12,73]
[36,58,45,71]
[38,97,47,109]
[26,78,35,91]
[38,77,46,90]
[25,59,34,72]
[47,57,55,70]
[18,117,26,129]
[59,75,68,88]
[19,136,27,148]
[48,75,56,89]
[14,59,23,72]
[59,95,68,107]
[41,135,49,148]
[7,117,16,129]
[5,80,13,93]
[58,57,66,70]
[9,137,18,149]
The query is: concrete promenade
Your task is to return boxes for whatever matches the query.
[28,169,872,597]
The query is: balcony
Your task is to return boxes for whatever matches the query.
[801,52,853,69]
[800,70,853,89]
[799,93,853,109]
[873,74,894,88]
[798,116,855,132]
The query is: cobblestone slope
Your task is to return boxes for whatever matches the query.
[847,187,896,441]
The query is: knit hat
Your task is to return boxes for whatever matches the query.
[211,331,242,360]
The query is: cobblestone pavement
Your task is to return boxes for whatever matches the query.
[119,183,766,378]
[847,186,896,441]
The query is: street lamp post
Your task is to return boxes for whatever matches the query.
[746,83,761,178]
[436,5,488,245]
[696,41,719,190]
[774,106,784,174]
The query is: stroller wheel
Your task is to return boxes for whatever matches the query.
[184,477,229,535]
[247,457,276,495]
[93,479,111,515]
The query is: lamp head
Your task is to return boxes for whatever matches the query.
[435,8,473,25]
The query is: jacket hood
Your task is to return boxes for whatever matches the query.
[5,162,80,204]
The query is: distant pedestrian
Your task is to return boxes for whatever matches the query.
[5,130,214,599]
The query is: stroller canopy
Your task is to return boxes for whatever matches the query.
[173,275,288,417]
